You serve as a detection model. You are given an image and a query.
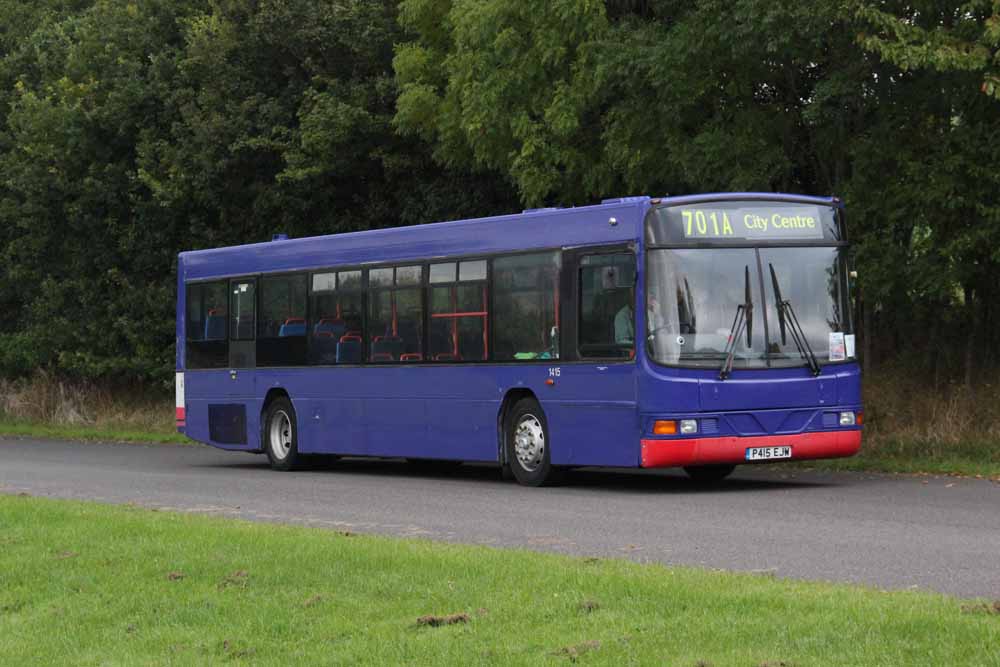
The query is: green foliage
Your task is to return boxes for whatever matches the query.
[0,0,997,387]
[855,0,1000,98]
[0,0,516,384]
[396,0,1000,382]
[396,0,612,203]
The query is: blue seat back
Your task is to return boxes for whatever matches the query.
[314,320,346,339]
[279,322,307,337]
[204,315,226,340]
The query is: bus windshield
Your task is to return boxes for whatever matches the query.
[646,246,850,369]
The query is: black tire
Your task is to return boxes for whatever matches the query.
[683,464,736,483]
[263,397,302,471]
[505,397,560,487]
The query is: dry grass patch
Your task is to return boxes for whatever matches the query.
[0,372,173,436]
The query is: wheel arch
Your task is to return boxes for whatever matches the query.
[496,388,538,464]
[259,387,291,450]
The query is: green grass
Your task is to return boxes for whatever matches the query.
[803,450,1000,479]
[1,495,998,666]
[0,419,189,445]
[801,435,1000,479]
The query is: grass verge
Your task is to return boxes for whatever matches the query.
[0,419,188,445]
[1,495,998,666]
[0,372,181,444]
[802,449,1000,479]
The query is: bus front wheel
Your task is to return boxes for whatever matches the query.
[683,464,735,483]
[505,398,560,487]
[264,397,302,471]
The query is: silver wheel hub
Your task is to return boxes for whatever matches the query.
[269,410,293,460]
[513,413,545,472]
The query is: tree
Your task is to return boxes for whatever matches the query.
[0,0,517,384]
[855,0,1000,99]
[396,0,1000,382]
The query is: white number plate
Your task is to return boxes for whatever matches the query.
[745,446,792,461]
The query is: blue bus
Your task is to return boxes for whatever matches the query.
[175,193,861,485]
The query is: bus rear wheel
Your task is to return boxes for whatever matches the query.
[264,397,302,471]
[683,464,736,483]
[505,398,560,487]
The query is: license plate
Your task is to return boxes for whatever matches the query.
[745,446,792,461]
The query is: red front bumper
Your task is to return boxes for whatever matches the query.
[640,430,861,468]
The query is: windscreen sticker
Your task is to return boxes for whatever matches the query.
[829,332,846,362]
[845,334,856,359]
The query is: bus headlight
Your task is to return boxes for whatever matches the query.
[839,411,855,426]
[680,419,698,434]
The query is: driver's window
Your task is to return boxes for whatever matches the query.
[578,253,636,359]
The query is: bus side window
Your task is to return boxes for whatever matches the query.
[258,273,308,367]
[493,252,561,360]
[186,281,229,369]
[428,260,487,361]
[309,270,364,365]
[578,254,636,359]
[368,265,423,362]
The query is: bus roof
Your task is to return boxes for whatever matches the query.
[178,192,840,281]
[179,198,647,281]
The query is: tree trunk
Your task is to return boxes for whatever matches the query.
[963,285,977,389]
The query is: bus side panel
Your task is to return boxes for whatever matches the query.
[257,368,367,456]
[420,366,499,462]
[262,366,498,461]
[530,363,639,467]
[184,370,261,450]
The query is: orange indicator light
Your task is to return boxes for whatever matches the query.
[856,412,863,425]
[653,420,677,435]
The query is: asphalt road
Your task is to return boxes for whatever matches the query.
[1,437,998,599]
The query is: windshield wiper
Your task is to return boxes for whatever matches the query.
[719,266,753,380]
[768,263,821,376]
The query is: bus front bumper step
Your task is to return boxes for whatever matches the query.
[640,430,862,468]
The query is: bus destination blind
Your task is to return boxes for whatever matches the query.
[651,202,837,243]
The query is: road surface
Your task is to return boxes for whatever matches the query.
[1,437,997,599]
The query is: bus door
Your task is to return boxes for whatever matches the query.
[212,278,257,446]
[549,246,639,467]
[227,278,256,394]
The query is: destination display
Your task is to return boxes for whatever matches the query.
[646,201,841,244]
